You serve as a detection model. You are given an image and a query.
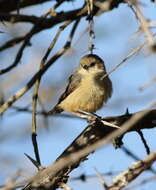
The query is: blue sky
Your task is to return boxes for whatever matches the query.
[0,1,156,190]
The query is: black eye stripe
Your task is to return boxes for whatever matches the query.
[90,62,96,67]
[82,62,96,70]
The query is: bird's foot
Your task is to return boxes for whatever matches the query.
[77,110,101,124]
[76,110,120,128]
[87,115,98,125]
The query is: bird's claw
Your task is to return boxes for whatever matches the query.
[87,115,101,125]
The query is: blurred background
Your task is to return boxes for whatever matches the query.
[0,1,156,189]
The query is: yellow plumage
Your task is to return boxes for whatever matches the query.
[59,72,112,113]
[49,54,112,115]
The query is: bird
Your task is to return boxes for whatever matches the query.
[48,54,112,120]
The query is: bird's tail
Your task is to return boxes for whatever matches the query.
[48,105,63,115]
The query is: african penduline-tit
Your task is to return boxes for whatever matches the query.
[49,54,112,120]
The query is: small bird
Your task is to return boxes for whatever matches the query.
[49,54,112,119]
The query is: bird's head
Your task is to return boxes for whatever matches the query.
[79,54,106,74]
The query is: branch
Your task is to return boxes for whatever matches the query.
[9,106,156,131]
[0,35,25,51]
[31,19,79,166]
[0,19,79,114]
[0,7,87,25]
[0,7,85,53]
[0,0,74,13]
[1,108,155,189]
[0,0,126,52]
[0,25,39,75]
[19,108,155,190]
[0,0,50,13]
[107,151,156,190]
[0,7,87,74]
[0,13,43,24]
[121,146,156,174]
[103,109,156,132]
[127,0,156,49]
[125,175,156,190]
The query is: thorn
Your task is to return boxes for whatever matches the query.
[125,108,130,115]
[101,120,121,129]
[79,174,86,182]
[95,168,109,189]
[112,137,123,149]
[24,153,44,170]
[150,43,156,53]
[137,130,150,155]
[77,110,120,129]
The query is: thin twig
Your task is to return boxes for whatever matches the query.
[125,175,156,190]
[108,151,156,190]
[0,6,87,55]
[95,168,109,189]
[0,25,38,75]
[86,0,95,53]
[9,107,156,132]
[1,107,156,190]
[24,104,155,189]
[0,40,145,115]
[44,0,67,17]
[137,130,150,155]
[127,0,155,48]
[101,42,145,80]
[70,171,120,181]
[0,0,50,13]
[10,106,77,118]
[139,76,156,91]
[0,35,25,51]
[0,47,65,114]
[0,19,80,114]
[0,6,85,75]
[31,20,72,166]
[0,10,53,75]
[122,146,156,174]
[0,13,43,24]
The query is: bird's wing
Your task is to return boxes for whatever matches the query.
[48,71,82,114]
[57,71,82,104]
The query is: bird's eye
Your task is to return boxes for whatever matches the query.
[90,62,96,67]
[83,65,88,70]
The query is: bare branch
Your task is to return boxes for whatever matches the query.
[122,146,156,174]
[31,19,79,166]
[22,107,155,190]
[0,35,25,51]
[0,13,42,24]
[139,76,156,91]
[107,151,156,190]
[0,0,127,53]
[0,0,50,13]
[127,0,156,48]
[1,107,155,190]
[125,175,156,190]
[0,25,38,75]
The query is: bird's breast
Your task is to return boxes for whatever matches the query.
[59,73,112,113]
